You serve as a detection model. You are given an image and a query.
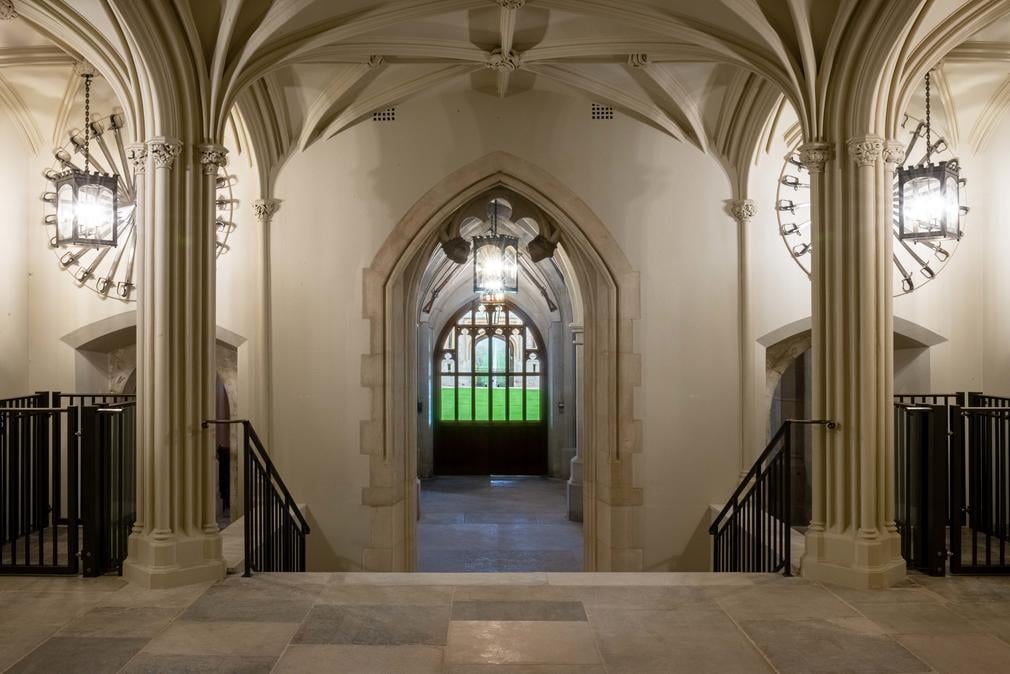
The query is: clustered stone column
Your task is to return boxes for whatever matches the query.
[730,199,756,476]
[123,140,228,588]
[567,324,585,522]
[800,136,905,589]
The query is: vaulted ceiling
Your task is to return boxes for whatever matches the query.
[5,0,1010,194]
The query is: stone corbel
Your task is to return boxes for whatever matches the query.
[882,140,905,168]
[438,211,470,264]
[126,143,148,175]
[527,215,560,262]
[729,199,756,225]
[253,198,281,223]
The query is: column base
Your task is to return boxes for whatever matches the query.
[801,529,905,589]
[122,531,225,589]
[567,454,583,522]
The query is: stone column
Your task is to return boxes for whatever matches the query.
[123,140,227,588]
[730,199,756,476]
[800,137,905,589]
[567,324,585,522]
[253,198,280,447]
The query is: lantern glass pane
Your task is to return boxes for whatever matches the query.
[503,244,518,291]
[944,175,959,235]
[475,241,506,293]
[78,183,116,242]
[902,174,944,238]
[56,183,74,242]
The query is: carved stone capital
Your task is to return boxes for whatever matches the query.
[368,55,384,69]
[487,49,521,73]
[496,0,525,8]
[628,53,649,68]
[847,136,884,167]
[147,138,182,171]
[730,199,756,225]
[126,143,148,175]
[0,1,17,21]
[253,198,281,223]
[883,140,905,166]
[198,144,228,175]
[798,142,834,174]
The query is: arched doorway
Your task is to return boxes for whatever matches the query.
[433,299,547,475]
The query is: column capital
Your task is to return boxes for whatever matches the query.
[198,143,228,175]
[147,137,183,171]
[126,143,148,175]
[882,140,905,167]
[496,0,525,8]
[847,135,884,167]
[253,198,281,223]
[730,199,756,224]
[798,142,834,174]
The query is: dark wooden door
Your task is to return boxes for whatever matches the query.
[433,300,548,475]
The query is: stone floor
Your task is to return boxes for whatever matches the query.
[417,476,582,572]
[5,571,1010,672]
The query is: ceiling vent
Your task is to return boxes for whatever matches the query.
[591,103,614,120]
[372,107,397,122]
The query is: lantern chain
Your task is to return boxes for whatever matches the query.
[925,70,931,165]
[83,73,92,174]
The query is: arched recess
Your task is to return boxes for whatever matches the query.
[360,151,643,572]
[758,315,947,440]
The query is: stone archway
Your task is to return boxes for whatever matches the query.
[360,151,643,572]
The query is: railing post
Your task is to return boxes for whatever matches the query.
[243,424,253,577]
[80,406,101,577]
[784,423,792,576]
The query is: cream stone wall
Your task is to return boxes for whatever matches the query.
[979,114,1010,397]
[271,79,739,571]
[0,114,30,397]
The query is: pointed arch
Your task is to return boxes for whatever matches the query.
[360,151,642,571]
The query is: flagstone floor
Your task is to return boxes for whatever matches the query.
[4,571,1010,672]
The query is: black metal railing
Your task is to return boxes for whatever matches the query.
[203,419,309,574]
[0,391,137,576]
[953,397,1010,573]
[710,419,835,574]
[0,404,79,574]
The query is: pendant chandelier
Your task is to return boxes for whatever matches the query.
[52,68,119,247]
[472,198,519,294]
[897,70,965,242]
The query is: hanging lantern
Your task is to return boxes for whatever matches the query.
[897,71,965,242]
[473,199,519,294]
[53,69,119,247]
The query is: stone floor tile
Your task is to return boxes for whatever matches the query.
[419,549,582,573]
[546,572,756,586]
[855,602,984,635]
[451,585,579,603]
[293,604,451,645]
[180,585,315,623]
[741,618,930,674]
[121,653,277,673]
[716,581,858,620]
[912,575,1010,603]
[443,666,607,674]
[97,581,214,608]
[141,620,298,657]
[446,621,601,665]
[57,606,179,639]
[590,606,770,674]
[826,582,942,606]
[0,624,65,672]
[451,600,587,621]
[319,582,454,605]
[335,572,549,585]
[7,636,147,674]
[897,633,1010,673]
[273,644,443,673]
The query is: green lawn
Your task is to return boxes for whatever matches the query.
[440,387,541,421]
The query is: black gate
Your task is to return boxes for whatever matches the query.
[0,392,136,576]
[951,395,1010,574]
[0,400,80,574]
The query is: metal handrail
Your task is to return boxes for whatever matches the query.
[709,419,836,534]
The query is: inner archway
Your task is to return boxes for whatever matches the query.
[360,151,643,572]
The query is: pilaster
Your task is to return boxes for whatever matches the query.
[800,137,905,589]
[253,198,281,447]
[730,199,756,477]
[567,324,585,522]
